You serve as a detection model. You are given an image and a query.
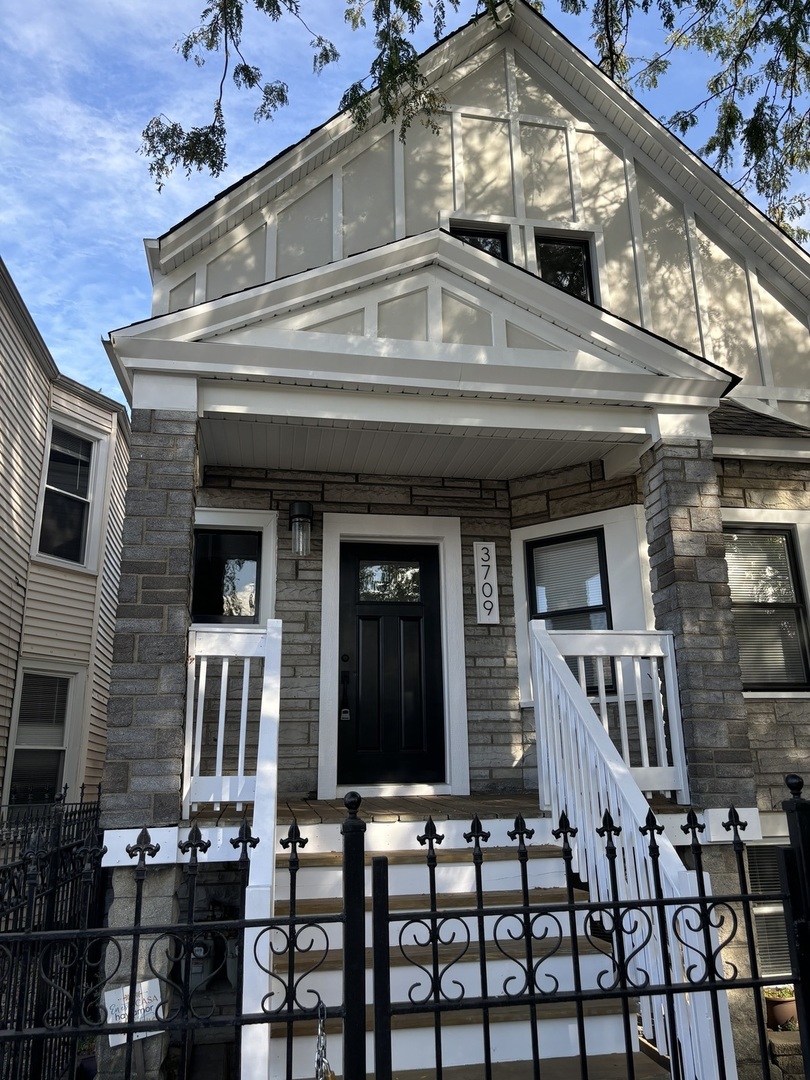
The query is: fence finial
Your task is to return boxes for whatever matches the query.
[786,774,805,799]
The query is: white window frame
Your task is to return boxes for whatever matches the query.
[511,505,654,705]
[192,509,278,627]
[3,661,87,805]
[317,513,469,799]
[723,508,810,699]
[32,414,110,573]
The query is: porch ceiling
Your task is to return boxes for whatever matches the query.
[198,414,645,480]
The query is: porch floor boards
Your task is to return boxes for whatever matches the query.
[276,793,546,826]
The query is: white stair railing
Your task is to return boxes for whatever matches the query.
[548,628,689,803]
[183,620,282,1080]
[531,620,737,1080]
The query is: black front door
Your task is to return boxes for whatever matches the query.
[337,542,445,784]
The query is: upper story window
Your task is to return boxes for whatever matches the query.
[450,228,508,261]
[724,528,810,690]
[38,426,93,564]
[535,236,593,302]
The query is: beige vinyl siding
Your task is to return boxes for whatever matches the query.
[0,294,51,793]
[22,568,96,662]
[50,384,116,433]
[84,418,129,791]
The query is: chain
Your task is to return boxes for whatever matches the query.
[315,1000,335,1080]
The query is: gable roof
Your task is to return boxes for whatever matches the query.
[110,230,734,411]
[153,0,810,304]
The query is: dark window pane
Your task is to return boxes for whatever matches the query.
[39,489,88,562]
[10,749,64,804]
[450,229,508,260]
[47,428,92,499]
[192,530,260,623]
[535,238,592,301]
[358,561,421,601]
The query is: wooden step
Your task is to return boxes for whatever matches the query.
[276,844,562,869]
[270,998,624,1037]
[315,934,608,972]
[275,886,585,918]
[378,1051,670,1079]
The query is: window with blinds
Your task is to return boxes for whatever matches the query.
[9,673,69,802]
[527,530,610,630]
[748,846,791,977]
[526,530,611,688]
[38,426,93,564]
[724,529,810,690]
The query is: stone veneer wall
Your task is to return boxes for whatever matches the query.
[509,460,642,526]
[641,439,755,808]
[201,467,529,794]
[101,409,197,830]
[717,456,810,812]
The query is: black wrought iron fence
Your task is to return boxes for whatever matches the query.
[2,781,810,1080]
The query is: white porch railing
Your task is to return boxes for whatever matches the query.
[183,620,282,1080]
[530,620,737,1080]
[548,628,689,803]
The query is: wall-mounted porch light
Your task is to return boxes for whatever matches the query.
[289,501,314,558]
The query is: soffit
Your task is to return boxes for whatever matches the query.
[198,413,645,479]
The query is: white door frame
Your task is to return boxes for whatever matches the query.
[317,513,470,799]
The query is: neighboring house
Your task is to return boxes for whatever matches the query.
[0,257,129,805]
[99,0,810,1072]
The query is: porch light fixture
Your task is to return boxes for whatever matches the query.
[289,501,314,558]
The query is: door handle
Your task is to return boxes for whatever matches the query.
[339,669,350,723]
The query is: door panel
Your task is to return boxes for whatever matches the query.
[338,542,445,784]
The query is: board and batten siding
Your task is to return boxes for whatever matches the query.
[157,33,809,420]
[0,285,52,795]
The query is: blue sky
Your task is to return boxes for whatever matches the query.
[0,1,797,404]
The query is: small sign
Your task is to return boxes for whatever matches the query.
[105,978,162,1046]
[473,543,500,624]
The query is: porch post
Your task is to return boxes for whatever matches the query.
[98,406,198,1080]
[640,434,755,809]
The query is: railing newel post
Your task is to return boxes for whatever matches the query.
[341,791,366,1080]
[780,775,810,1077]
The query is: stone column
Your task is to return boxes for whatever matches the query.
[101,408,198,831]
[98,408,197,1079]
[640,437,755,808]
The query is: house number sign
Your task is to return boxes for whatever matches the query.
[473,543,500,624]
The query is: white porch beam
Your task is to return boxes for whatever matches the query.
[198,381,651,437]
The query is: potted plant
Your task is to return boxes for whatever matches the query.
[765,985,797,1030]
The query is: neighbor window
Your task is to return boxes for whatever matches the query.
[38,426,94,564]
[450,228,508,261]
[535,236,593,302]
[9,673,69,803]
[724,528,810,690]
[192,530,261,624]
[748,846,790,977]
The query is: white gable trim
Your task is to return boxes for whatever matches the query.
[317,513,470,798]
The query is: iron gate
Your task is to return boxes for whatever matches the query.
[2,780,810,1079]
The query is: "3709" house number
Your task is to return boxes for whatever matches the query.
[473,543,500,624]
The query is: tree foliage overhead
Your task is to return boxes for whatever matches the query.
[141,0,810,240]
